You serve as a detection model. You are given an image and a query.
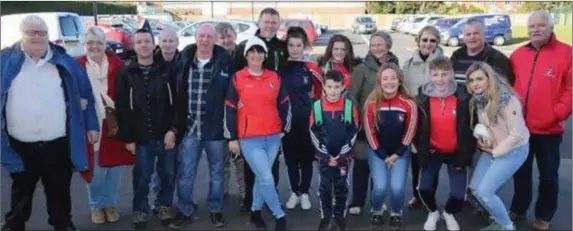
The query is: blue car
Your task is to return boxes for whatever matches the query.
[438,14,513,47]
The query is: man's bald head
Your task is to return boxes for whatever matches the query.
[196,23,216,40]
[158,28,179,59]
[196,23,216,56]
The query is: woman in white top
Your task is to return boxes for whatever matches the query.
[466,62,530,231]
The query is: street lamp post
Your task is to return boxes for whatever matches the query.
[93,1,98,25]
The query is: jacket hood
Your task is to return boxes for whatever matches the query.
[421,75,458,98]
[411,46,444,64]
[363,51,399,71]
[254,29,279,43]
[179,43,228,63]
[153,46,180,62]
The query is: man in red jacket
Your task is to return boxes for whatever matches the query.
[509,10,572,231]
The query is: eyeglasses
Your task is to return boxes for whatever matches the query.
[86,40,105,46]
[421,38,437,43]
[24,30,48,37]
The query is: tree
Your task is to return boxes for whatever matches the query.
[466,5,485,13]
[366,1,396,14]
[518,2,565,13]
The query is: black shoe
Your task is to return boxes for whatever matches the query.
[250,210,267,230]
[334,218,346,231]
[168,212,193,229]
[132,212,148,230]
[209,212,226,228]
[54,223,77,231]
[317,218,331,231]
[275,216,286,231]
[389,216,402,231]
[371,215,383,230]
[240,202,251,213]
[2,224,24,231]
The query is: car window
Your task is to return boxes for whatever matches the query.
[237,23,250,33]
[281,20,308,29]
[414,17,425,23]
[59,15,84,37]
[429,17,442,21]
[182,26,196,37]
[357,17,373,23]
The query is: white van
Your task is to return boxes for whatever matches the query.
[1,12,86,57]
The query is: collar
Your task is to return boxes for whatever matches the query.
[20,43,52,65]
[526,33,557,50]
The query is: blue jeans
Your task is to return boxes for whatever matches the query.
[151,150,178,209]
[87,151,124,209]
[511,134,562,222]
[176,133,225,216]
[470,144,528,228]
[367,147,410,214]
[239,134,285,219]
[418,153,467,214]
[132,140,177,213]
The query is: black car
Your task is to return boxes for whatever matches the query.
[107,40,130,59]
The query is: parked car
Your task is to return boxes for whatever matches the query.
[177,19,258,51]
[85,21,133,51]
[406,15,444,35]
[351,16,377,34]
[440,14,512,47]
[396,15,416,33]
[277,19,318,43]
[106,40,131,59]
[1,12,86,57]
[288,14,324,37]
[391,17,404,31]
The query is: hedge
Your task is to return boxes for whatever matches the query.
[1,1,136,16]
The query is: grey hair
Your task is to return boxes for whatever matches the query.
[20,15,48,32]
[465,17,485,33]
[86,26,107,43]
[528,10,555,29]
[416,25,441,44]
[196,23,216,39]
[215,22,236,36]
[370,31,393,49]
[158,27,178,42]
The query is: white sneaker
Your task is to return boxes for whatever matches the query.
[285,193,300,209]
[442,211,460,231]
[370,204,387,214]
[348,206,361,215]
[300,193,311,210]
[423,211,440,231]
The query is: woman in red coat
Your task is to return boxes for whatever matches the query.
[77,26,135,225]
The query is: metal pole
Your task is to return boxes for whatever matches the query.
[211,1,214,18]
[251,1,254,20]
[93,1,98,25]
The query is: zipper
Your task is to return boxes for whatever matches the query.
[166,83,173,105]
[523,49,542,120]
[243,116,249,137]
[129,87,133,110]
[274,50,279,71]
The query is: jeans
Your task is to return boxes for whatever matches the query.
[470,144,528,228]
[511,134,562,222]
[418,153,467,214]
[132,139,177,213]
[239,134,285,219]
[367,147,410,214]
[87,151,124,209]
[176,133,225,216]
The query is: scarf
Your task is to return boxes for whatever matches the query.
[474,90,512,110]
[86,55,112,151]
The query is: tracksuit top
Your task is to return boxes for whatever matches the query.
[224,67,291,140]
[309,97,359,162]
[429,96,458,154]
[279,60,324,124]
[364,94,418,157]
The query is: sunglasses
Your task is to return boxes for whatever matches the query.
[421,38,437,43]
[24,30,48,37]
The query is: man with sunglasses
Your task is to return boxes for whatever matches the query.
[450,18,514,85]
[1,15,99,231]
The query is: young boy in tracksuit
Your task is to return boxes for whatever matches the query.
[310,70,359,231]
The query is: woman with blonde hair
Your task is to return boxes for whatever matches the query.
[466,62,529,231]
[363,63,418,230]
[77,26,135,224]
[401,24,444,209]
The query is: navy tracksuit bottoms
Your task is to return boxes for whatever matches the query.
[318,162,349,219]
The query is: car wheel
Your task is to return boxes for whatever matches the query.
[447,37,460,47]
[493,35,506,46]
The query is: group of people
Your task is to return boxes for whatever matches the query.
[0,7,571,231]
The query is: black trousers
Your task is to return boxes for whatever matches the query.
[4,136,73,231]
[282,127,314,195]
[243,155,280,207]
[349,158,369,208]
[318,163,349,219]
[411,154,439,201]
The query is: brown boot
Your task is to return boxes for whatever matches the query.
[104,207,120,223]
[532,219,549,231]
[91,208,106,224]
[508,211,526,221]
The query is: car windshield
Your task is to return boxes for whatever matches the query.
[357,17,373,23]
[281,20,308,29]
[436,18,462,27]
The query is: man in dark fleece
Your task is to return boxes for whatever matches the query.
[231,7,287,212]
[450,18,514,85]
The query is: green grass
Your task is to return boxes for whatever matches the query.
[512,25,572,45]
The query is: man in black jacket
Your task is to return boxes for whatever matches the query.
[231,7,287,213]
[166,23,233,229]
[450,18,515,85]
[115,29,177,229]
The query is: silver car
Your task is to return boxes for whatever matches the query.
[177,19,259,51]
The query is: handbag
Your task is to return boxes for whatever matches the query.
[102,95,119,138]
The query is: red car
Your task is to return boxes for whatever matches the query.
[277,19,318,44]
[85,21,133,51]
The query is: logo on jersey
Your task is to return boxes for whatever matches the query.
[453,109,456,115]
[269,82,275,89]
[398,114,405,122]
[545,68,555,78]
[303,76,308,85]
